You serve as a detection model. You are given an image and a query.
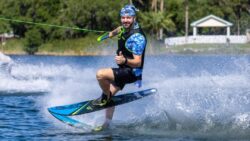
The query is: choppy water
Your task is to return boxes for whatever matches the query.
[1,54,250,141]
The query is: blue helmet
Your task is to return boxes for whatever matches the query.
[120,4,139,17]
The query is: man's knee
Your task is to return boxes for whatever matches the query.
[96,69,104,80]
[96,69,110,80]
[96,68,114,81]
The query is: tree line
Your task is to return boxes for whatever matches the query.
[0,0,249,54]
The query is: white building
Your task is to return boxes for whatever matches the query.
[165,15,248,46]
[0,31,14,46]
[0,31,14,39]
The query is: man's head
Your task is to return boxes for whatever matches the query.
[120,4,138,29]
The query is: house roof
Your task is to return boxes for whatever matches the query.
[191,14,233,27]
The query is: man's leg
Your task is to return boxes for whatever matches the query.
[102,84,120,128]
[92,68,115,106]
[96,68,114,97]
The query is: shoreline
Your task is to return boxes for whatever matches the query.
[3,49,250,56]
[1,38,250,56]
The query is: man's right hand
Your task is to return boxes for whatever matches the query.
[115,51,126,65]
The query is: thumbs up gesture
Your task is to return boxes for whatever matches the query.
[115,51,126,65]
[119,51,123,56]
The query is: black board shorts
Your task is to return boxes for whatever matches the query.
[112,67,137,90]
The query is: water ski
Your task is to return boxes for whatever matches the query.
[49,111,110,132]
[48,88,157,131]
[48,88,157,116]
[49,112,92,130]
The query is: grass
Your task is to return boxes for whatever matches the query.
[164,43,250,54]
[38,35,100,56]
[0,35,250,55]
[38,34,118,56]
[0,38,26,54]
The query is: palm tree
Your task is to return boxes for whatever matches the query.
[149,0,165,40]
[159,0,164,40]
[139,11,175,39]
[232,0,250,35]
[185,0,189,42]
[151,0,158,12]
[129,0,133,4]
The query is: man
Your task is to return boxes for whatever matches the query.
[93,4,147,130]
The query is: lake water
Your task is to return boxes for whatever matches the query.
[1,55,250,141]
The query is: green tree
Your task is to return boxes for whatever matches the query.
[24,28,43,54]
[164,0,185,36]
[139,11,175,39]
[0,0,249,43]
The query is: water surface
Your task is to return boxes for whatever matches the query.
[1,55,250,141]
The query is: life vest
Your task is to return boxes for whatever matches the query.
[117,27,147,69]
[117,26,146,85]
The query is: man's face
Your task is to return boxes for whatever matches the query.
[121,15,135,29]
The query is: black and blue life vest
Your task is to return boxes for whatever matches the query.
[117,26,147,82]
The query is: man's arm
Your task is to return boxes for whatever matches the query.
[109,26,122,37]
[125,54,142,68]
[97,26,122,42]
[115,52,142,68]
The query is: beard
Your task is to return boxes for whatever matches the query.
[122,21,134,30]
